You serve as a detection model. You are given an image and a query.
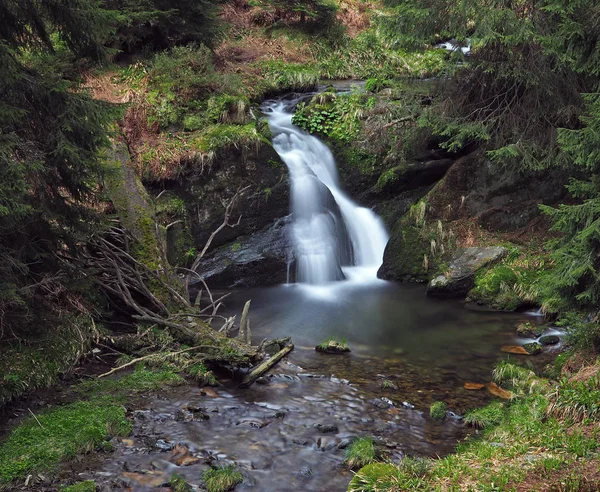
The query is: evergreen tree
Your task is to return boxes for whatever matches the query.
[541,93,600,312]
[0,0,113,337]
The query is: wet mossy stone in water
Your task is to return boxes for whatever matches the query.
[523,342,542,355]
[430,401,447,420]
[517,322,545,338]
[315,339,350,354]
[539,335,560,346]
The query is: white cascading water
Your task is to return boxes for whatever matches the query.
[264,99,389,285]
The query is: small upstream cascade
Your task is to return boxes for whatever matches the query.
[263,98,389,285]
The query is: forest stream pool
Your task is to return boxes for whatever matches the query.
[87,282,558,491]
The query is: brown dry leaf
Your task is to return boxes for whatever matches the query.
[202,388,218,397]
[485,382,512,399]
[174,455,201,467]
[501,345,530,355]
[168,443,201,466]
[122,471,168,487]
[464,382,485,390]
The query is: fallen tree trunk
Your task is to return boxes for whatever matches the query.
[239,342,294,388]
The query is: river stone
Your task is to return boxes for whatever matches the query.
[427,246,509,298]
[523,342,542,355]
[315,340,350,354]
[314,423,339,433]
[539,335,560,346]
[516,322,545,338]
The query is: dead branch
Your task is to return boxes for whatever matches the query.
[239,341,294,388]
[97,344,218,378]
[186,185,250,290]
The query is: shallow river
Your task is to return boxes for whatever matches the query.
[89,281,556,491]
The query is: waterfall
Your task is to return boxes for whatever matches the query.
[263,98,389,285]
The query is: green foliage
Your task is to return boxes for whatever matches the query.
[380,0,599,169]
[258,60,319,94]
[0,318,96,406]
[102,0,222,54]
[170,473,193,492]
[429,401,446,420]
[547,375,600,422]
[0,399,131,484]
[540,93,600,313]
[469,251,546,310]
[345,437,377,469]
[0,4,115,342]
[202,465,243,492]
[292,91,374,143]
[464,402,505,429]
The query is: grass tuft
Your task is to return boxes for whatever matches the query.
[202,465,243,492]
[345,437,377,469]
[464,401,505,429]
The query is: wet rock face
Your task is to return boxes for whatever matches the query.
[165,141,289,252]
[427,247,509,298]
[425,152,568,231]
[194,216,293,289]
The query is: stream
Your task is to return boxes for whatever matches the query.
[83,94,558,491]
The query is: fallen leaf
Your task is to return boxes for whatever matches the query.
[464,382,485,390]
[485,382,512,399]
[122,471,168,487]
[501,345,529,355]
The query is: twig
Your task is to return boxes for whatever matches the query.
[28,408,44,429]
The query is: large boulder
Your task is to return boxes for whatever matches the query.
[196,216,293,288]
[426,247,508,297]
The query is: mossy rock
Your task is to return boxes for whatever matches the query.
[523,342,542,355]
[316,339,350,354]
[429,401,447,420]
[378,223,430,281]
[516,322,545,338]
[539,335,560,346]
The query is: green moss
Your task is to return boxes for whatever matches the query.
[60,481,97,492]
[468,251,547,310]
[202,465,243,492]
[345,437,377,469]
[0,399,131,484]
[0,317,95,406]
[429,401,447,420]
[74,366,185,398]
[384,221,430,281]
[315,337,350,353]
[523,342,542,355]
